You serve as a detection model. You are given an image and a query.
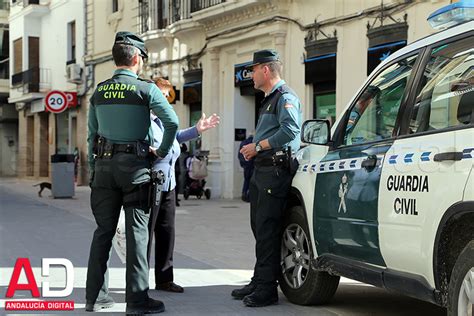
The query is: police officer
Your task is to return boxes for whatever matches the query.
[233,49,302,307]
[85,32,178,315]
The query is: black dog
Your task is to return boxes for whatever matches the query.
[33,182,51,197]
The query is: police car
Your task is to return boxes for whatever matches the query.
[280,2,473,315]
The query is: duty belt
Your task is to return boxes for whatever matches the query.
[254,150,289,168]
[113,143,136,154]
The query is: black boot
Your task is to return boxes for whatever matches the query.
[231,280,257,300]
[243,286,278,307]
[126,298,165,315]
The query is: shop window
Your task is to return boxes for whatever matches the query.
[314,91,336,125]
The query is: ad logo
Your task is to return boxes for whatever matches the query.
[5,258,74,311]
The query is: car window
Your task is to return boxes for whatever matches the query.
[342,55,418,146]
[409,36,473,134]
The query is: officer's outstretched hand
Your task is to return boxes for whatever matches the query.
[240,143,257,161]
[196,113,220,133]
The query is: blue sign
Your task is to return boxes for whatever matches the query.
[234,62,254,87]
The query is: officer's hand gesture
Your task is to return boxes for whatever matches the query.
[196,113,220,133]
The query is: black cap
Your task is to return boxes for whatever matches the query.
[247,49,280,68]
[114,31,148,58]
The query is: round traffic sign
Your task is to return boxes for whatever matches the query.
[45,90,68,113]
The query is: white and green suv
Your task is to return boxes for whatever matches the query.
[280,6,473,316]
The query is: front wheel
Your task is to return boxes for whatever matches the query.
[447,240,474,316]
[279,205,340,305]
[205,189,211,200]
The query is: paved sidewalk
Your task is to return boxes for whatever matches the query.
[0,178,446,315]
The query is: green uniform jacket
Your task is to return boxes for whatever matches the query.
[87,69,179,173]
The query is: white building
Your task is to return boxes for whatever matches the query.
[0,1,15,177]
[9,0,85,179]
[139,0,449,199]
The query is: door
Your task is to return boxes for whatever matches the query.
[313,53,419,266]
[379,34,474,283]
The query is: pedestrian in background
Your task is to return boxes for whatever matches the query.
[238,133,254,202]
[233,49,302,307]
[148,78,220,293]
[86,32,179,314]
[176,143,190,206]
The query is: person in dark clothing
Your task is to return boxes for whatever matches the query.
[232,49,302,308]
[86,31,178,315]
[238,135,254,202]
[149,78,220,294]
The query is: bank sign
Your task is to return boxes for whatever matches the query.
[234,62,253,87]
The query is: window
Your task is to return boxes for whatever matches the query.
[342,54,418,146]
[67,21,76,64]
[112,0,118,13]
[409,36,473,133]
[13,38,22,74]
[314,91,336,125]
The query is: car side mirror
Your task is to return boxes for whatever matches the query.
[301,119,331,145]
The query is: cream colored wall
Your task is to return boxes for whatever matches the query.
[109,0,453,198]
[288,0,451,118]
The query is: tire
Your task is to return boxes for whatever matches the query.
[279,205,340,305]
[183,188,190,200]
[205,189,211,200]
[447,240,474,316]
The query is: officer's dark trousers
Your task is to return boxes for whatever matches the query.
[86,153,151,304]
[249,165,292,287]
[242,166,254,198]
[147,189,176,285]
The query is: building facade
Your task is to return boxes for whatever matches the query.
[9,0,85,181]
[8,0,452,197]
[0,1,14,177]
[138,0,450,198]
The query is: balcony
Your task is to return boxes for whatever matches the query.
[139,0,225,33]
[190,0,225,13]
[10,67,51,103]
[11,0,49,18]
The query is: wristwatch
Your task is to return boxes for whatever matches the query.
[255,142,263,153]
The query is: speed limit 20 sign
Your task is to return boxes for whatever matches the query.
[45,90,68,113]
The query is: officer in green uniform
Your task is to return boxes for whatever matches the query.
[85,31,178,315]
[232,49,302,307]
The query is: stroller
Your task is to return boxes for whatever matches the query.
[184,150,211,200]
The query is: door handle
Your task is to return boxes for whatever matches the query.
[433,152,463,162]
[361,155,378,170]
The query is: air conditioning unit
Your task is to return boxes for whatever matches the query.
[66,64,83,84]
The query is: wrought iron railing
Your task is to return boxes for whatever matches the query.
[139,0,173,33]
[190,0,225,13]
[11,67,50,93]
[139,0,224,33]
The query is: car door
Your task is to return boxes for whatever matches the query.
[313,53,420,266]
[379,33,474,285]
